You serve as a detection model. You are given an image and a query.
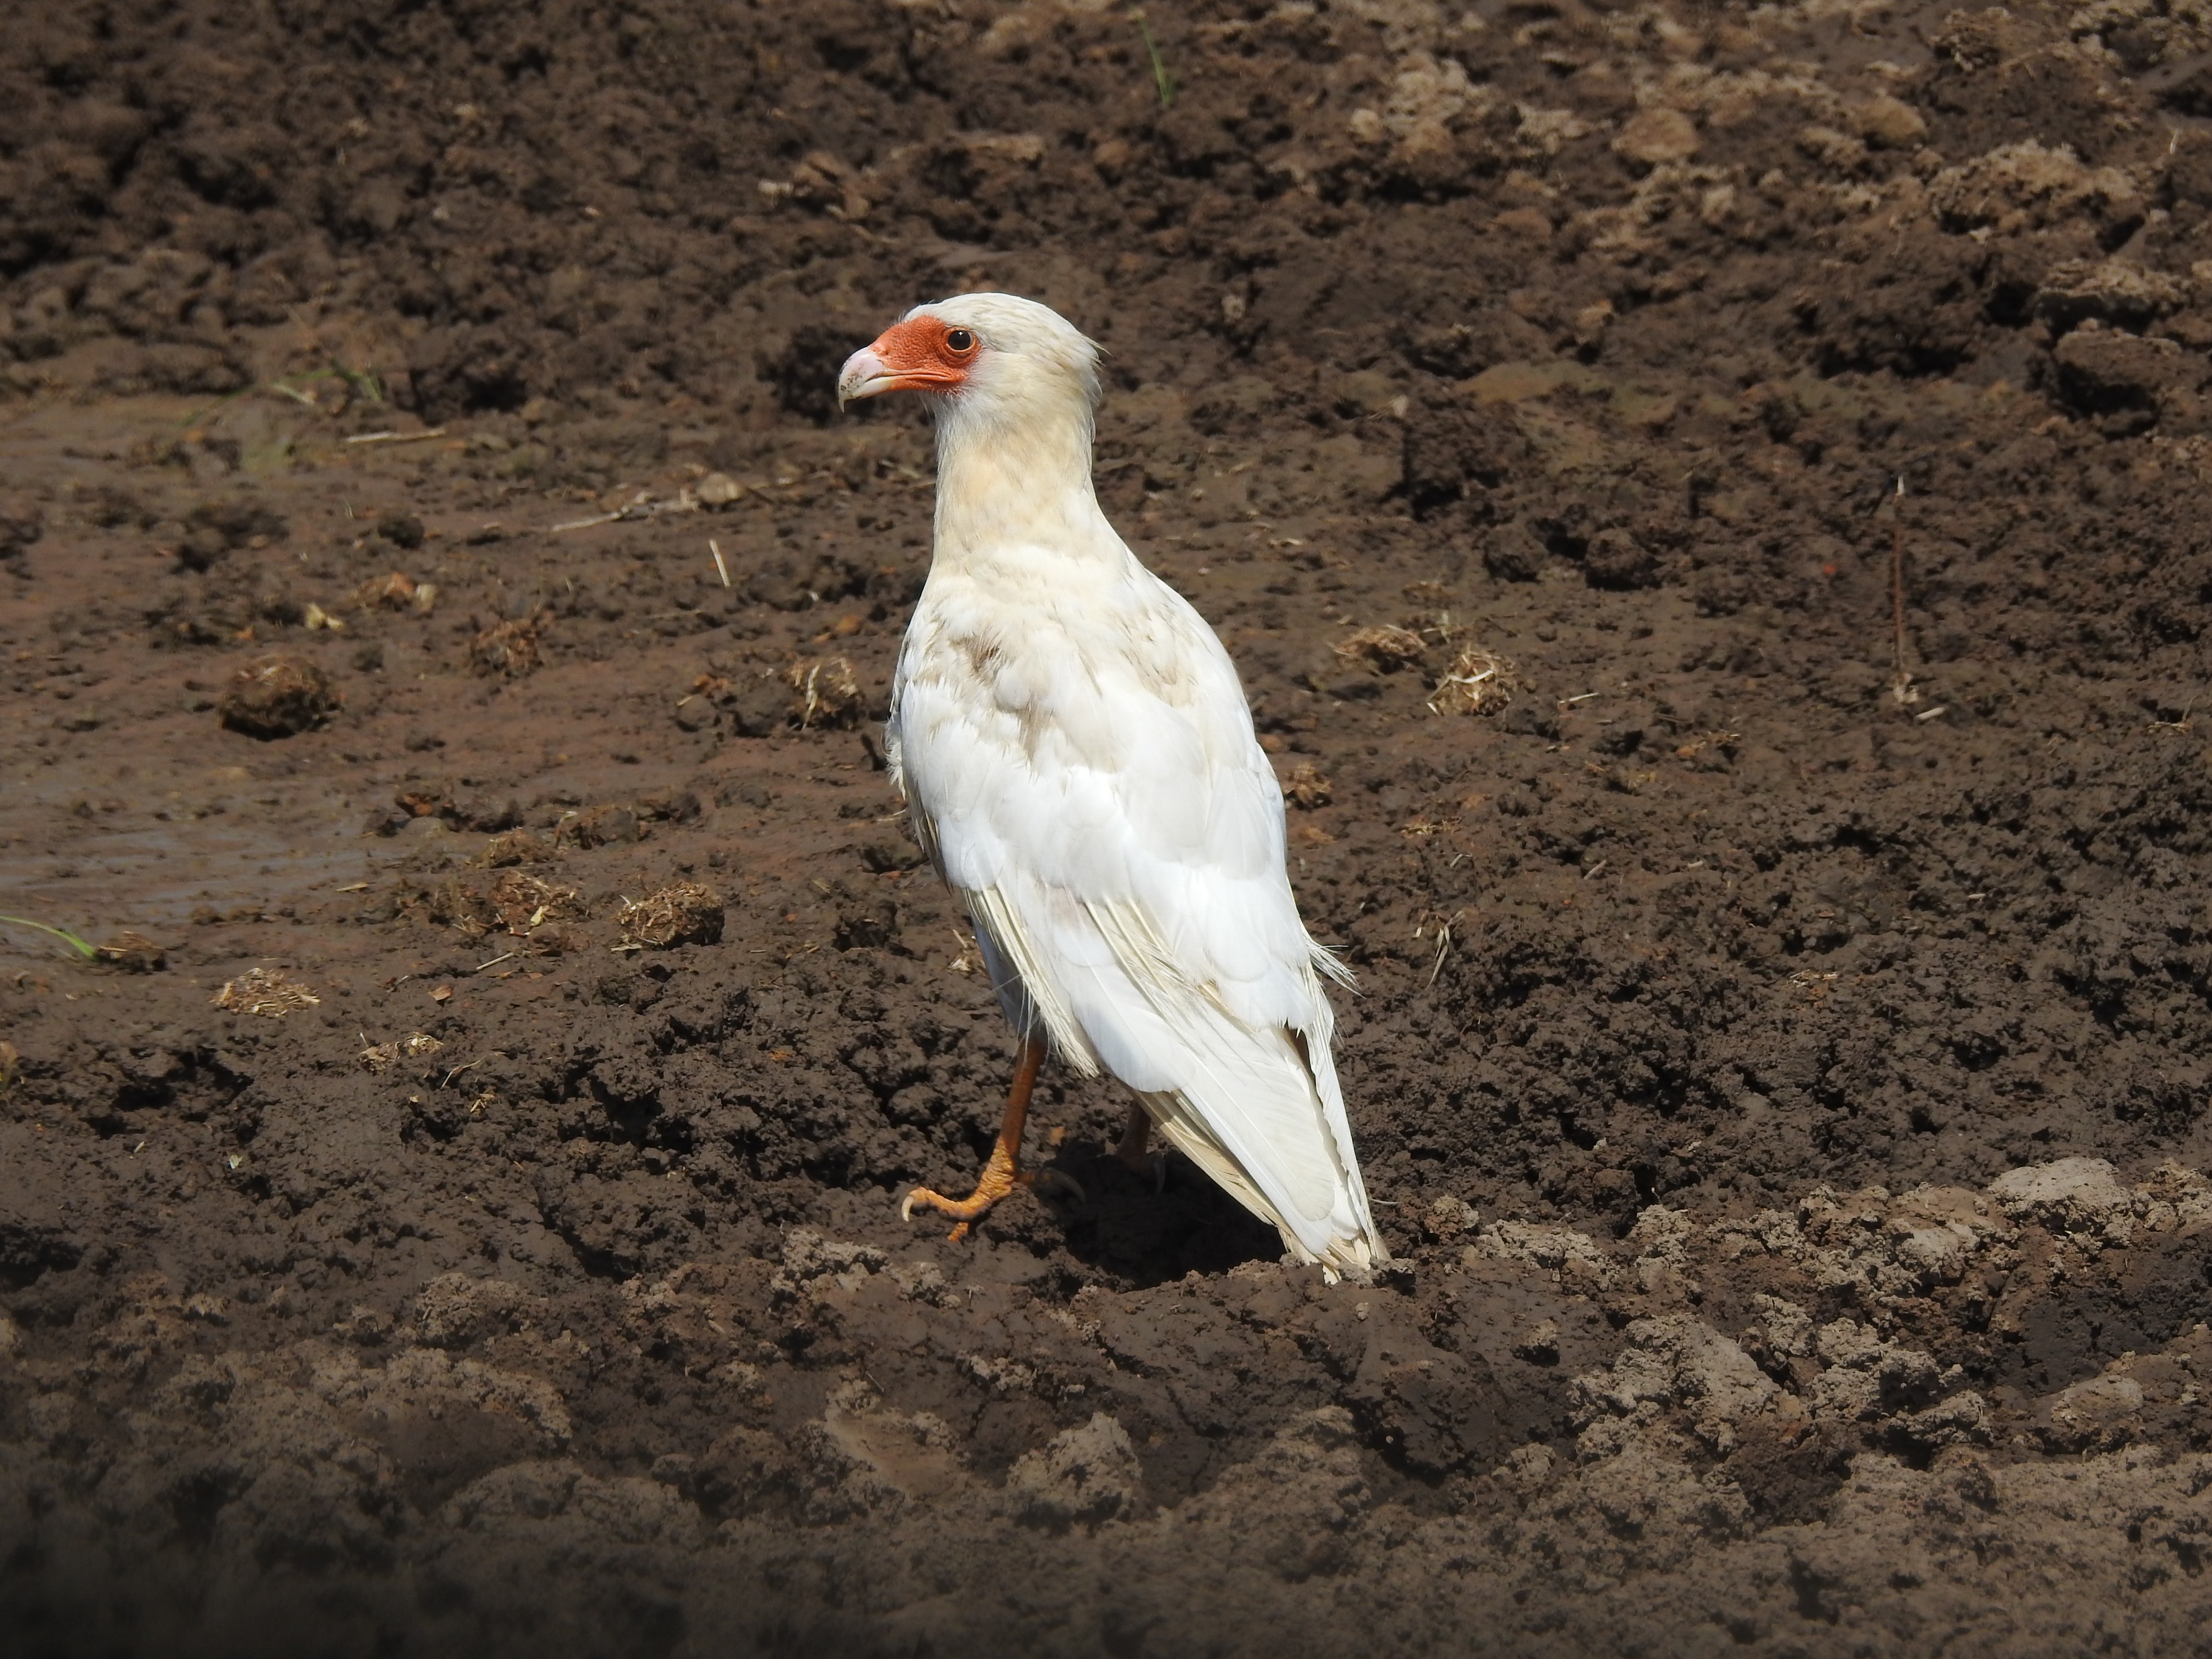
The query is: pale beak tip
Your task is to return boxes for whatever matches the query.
[837,344,893,411]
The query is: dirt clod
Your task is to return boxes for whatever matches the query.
[91,932,166,973]
[1614,107,1700,168]
[216,656,337,738]
[481,828,552,867]
[556,806,639,849]
[177,499,287,572]
[375,511,425,549]
[0,499,42,564]
[1006,1413,1144,1529]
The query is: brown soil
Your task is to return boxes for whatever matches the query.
[8,1,2212,1654]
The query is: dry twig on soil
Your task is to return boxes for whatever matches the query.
[344,428,445,445]
[553,483,717,533]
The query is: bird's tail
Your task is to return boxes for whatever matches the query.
[966,884,1386,1277]
[1132,1020,1386,1283]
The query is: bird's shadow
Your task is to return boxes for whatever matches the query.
[1027,1137,1283,1287]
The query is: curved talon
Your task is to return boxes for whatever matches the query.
[1113,1146,1168,1194]
[1034,1167,1088,1204]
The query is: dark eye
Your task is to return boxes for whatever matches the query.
[945,328,975,353]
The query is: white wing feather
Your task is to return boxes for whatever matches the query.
[890,543,1383,1276]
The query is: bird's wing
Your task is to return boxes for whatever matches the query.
[892,563,1381,1273]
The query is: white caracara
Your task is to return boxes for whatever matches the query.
[837,293,1386,1280]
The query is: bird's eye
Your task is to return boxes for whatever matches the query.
[945,328,975,354]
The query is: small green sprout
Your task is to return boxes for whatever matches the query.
[1133,10,1175,109]
[0,914,98,961]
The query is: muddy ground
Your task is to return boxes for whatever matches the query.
[7,0,2212,1653]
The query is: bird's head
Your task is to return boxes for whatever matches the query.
[837,293,1100,436]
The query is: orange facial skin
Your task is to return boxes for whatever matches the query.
[857,316,979,395]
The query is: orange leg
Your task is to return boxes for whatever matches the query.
[901,1033,1048,1242]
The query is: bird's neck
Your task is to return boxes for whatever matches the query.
[931,402,1127,576]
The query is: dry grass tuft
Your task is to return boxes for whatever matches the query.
[1282,762,1334,809]
[617,881,725,950]
[1427,645,1522,716]
[360,1032,444,1073]
[431,872,584,940]
[213,966,320,1017]
[425,880,496,937]
[785,656,864,728]
[490,872,583,934]
[1333,624,1428,673]
[469,613,546,678]
[356,571,439,615]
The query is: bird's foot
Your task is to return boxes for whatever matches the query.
[900,1153,1089,1241]
[901,1139,1024,1242]
[1112,1110,1166,1193]
[1115,1146,1168,1194]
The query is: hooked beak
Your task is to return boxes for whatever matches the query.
[836,345,897,410]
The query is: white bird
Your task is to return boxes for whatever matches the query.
[838,293,1386,1280]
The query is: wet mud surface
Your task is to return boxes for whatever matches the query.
[9,0,2212,1653]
